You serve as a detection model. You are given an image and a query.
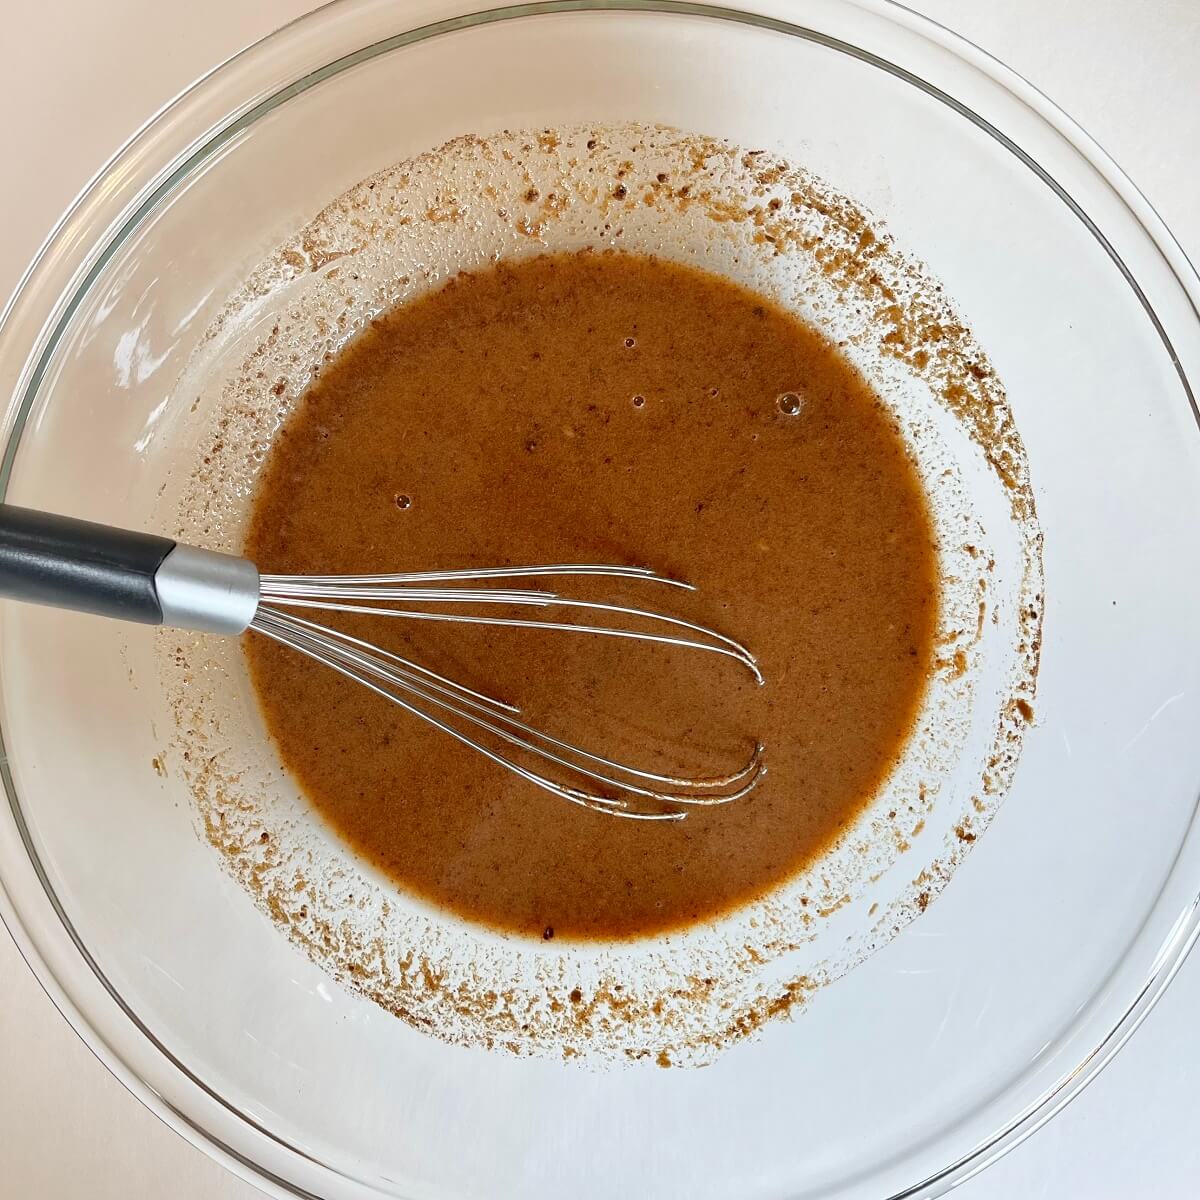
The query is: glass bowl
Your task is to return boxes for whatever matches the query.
[1,2,1198,1197]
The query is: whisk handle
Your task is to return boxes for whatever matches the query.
[0,504,172,624]
[0,505,259,634]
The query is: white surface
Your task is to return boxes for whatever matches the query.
[0,2,1197,1198]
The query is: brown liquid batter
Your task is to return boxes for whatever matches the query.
[245,251,937,940]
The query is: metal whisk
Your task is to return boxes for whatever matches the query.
[0,505,764,820]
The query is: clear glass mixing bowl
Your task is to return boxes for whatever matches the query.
[1,2,1199,1197]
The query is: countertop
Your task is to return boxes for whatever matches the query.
[1,1,1197,1196]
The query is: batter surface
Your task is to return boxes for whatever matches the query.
[245,251,937,939]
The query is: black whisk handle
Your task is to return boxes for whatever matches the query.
[0,504,259,634]
[0,503,174,624]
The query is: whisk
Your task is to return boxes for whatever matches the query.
[0,504,764,820]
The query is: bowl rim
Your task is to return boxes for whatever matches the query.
[0,2,1198,1197]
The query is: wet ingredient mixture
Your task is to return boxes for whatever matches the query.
[245,251,938,939]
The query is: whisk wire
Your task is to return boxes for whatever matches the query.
[261,564,695,589]
[267,611,763,792]
[271,609,521,714]
[252,608,691,820]
[251,563,765,819]
[257,596,760,678]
